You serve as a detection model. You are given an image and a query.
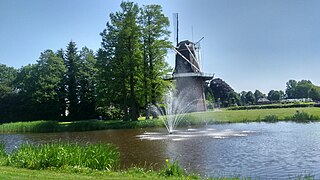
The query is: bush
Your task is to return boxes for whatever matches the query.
[291,111,314,122]
[262,115,279,122]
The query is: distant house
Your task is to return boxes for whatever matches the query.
[280,98,313,103]
[257,98,270,104]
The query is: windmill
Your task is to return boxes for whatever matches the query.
[168,13,214,112]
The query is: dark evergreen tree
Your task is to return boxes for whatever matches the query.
[64,41,80,120]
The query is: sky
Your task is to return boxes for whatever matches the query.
[1,0,320,94]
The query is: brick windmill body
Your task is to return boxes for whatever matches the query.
[172,39,213,112]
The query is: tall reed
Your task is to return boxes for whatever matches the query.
[0,142,6,164]
[6,142,120,171]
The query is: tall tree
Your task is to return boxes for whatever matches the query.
[139,4,172,111]
[77,47,98,119]
[33,50,66,119]
[99,1,142,121]
[285,80,298,99]
[64,41,80,120]
[0,64,17,98]
[0,64,18,121]
[13,50,66,120]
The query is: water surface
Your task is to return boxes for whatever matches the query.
[1,122,320,179]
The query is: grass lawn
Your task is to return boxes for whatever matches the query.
[191,107,320,123]
[0,166,170,180]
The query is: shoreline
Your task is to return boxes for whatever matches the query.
[1,107,320,133]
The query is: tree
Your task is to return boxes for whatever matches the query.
[285,79,316,99]
[209,78,235,107]
[98,1,142,121]
[254,90,265,103]
[98,2,172,120]
[228,91,241,106]
[267,90,283,102]
[33,50,66,119]
[77,47,98,119]
[12,50,66,120]
[295,80,313,99]
[240,91,247,105]
[64,41,80,120]
[286,80,298,99]
[139,4,172,114]
[245,91,255,105]
[310,87,320,101]
[0,64,17,98]
[0,64,18,121]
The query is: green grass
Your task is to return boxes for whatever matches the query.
[1,107,320,133]
[197,107,320,123]
[3,142,120,171]
[0,142,207,179]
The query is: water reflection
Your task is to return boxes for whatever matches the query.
[1,122,320,178]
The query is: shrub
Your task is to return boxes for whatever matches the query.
[291,111,313,122]
[262,115,279,122]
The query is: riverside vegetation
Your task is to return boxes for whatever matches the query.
[1,106,320,133]
[0,142,208,179]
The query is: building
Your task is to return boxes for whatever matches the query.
[171,40,213,112]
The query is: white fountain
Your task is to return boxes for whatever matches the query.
[151,90,198,134]
[137,88,254,141]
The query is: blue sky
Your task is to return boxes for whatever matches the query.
[1,0,320,93]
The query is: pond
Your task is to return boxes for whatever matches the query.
[1,122,320,179]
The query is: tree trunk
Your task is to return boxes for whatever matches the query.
[121,57,129,121]
[148,34,158,119]
[143,44,150,119]
[128,36,138,121]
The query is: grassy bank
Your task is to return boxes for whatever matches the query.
[0,142,205,179]
[0,142,315,180]
[187,107,320,124]
[1,107,320,133]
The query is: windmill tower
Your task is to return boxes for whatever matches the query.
[169,13,214,112]
[172,40,213,112]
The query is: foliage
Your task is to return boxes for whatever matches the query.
[0,121,60,133]
[245,91,255,105]
[285,79,320,100]
[267,90,284,102]
[209,78,237,107]
[10,50,66,120]
[160,159,184,177]
[0,142,6,165]
[97,2,171,121]
[291,111,318,122]
[98,1,142,121]
[5,142,120,171]
[254,90,266,103]
[139,4,172,109]
[262,115,279,122]
[0,64,17,98]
